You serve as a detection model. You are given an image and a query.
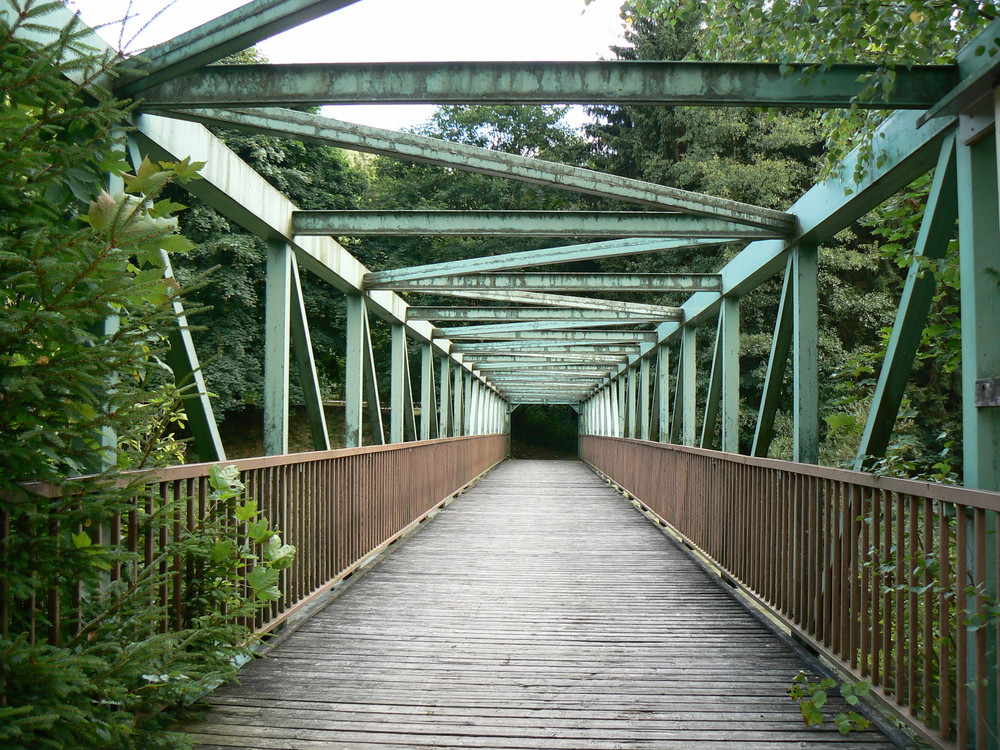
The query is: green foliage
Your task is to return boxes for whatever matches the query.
[789,671,872,733]
[0,6,292,747]
[622,0,998,178]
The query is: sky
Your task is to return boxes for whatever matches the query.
[69,0,630,132]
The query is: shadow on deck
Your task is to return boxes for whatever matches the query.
[182,459,897,749]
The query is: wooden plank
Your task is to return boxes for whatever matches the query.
[181,461,897,749]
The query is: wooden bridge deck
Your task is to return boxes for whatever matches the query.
[184,459,897,750]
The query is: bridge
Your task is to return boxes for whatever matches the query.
[4,1,1000,749]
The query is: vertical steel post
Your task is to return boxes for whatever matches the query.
[390,323,407,444]
[752,255,794,457]
[721,295,740,453]
[681,325,697,447]
[289,260,329,451]
[344,293,364,448]
[640,357,651,440]
[361,307,386,445]
[421,341,434,440]
[453,365,464,436]
[616,376,626,437]
[439,356,452,437]
[463,371,473,435]
[627,365,638,438]
[957,120,1000,747]
[657,346,670,443]
[793,243,819,464]
[264,240,291,455]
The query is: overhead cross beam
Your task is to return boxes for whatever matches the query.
[117,0,362,96]
[293,210,778,238]
[444,330,658,342]
[155,108,792,232]
[434,319,658,336]
[452,341,641,353]
[408,307,674,322]
[365,238,736,285]
[136,60,957,109]
[438,290,687,318]
[372,272,721,293]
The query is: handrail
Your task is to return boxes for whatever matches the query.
[581,435,999,750]
[3,435,509,643]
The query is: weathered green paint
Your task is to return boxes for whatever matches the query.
[368,239,744,285]
[295,210,778,239]
[164,109,792,231]
[447,330,657,343]
[721,296,740,453]
[793,244,819,464]
[408,307,671,322]
[289,259,330,451]
[373,271,721,293]
[751,255,794,457]
[439,356,451,437]
[451,341,641,353]
[957,128,1000,491]
[463,371,473,435]
[681,326,697,446]
[916,17,1000,125]
[264,240,292,455]
[421,342,434,440]
[390,323,407,444]
[639,357,651,441]
[657,346,670,443]
[361,302,386,445]
[435,318,668,337]
[957,108,1000,747]
[137,60,956,109]
[344,293,364,448]
[475,366,615,376]
[440,289,685,317]
[465,353,629,363]
[117,0,363,96]
[617,377,627,437]
[855,134,958,469]
[700,314,724,450]
[452,365,464,436]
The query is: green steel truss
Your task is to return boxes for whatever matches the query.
[36,5,1000,736]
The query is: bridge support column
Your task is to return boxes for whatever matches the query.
[439,357,451,437]
[463,371,473,435]
[957,122,1000,749]
[639,357,651,441]
[616,376,626,437]
[792,243,818,464]
[264,240,292,455]
[390,323,417,443]
[453,365,464,436]
[721,295,740,454]
[626,365,638,438]
[681,325,697,446]
[657,345,670,443]
[421,342,435,440]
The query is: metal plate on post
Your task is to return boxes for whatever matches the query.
[975,377,1000,406]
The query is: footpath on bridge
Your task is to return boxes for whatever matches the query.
[183,459,897,749]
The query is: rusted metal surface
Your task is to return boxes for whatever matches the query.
[3,435,508,643]
[580,435,1000,750]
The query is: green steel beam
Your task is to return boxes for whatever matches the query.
[160,109,792,231]
[957,130,1000,491]
[681,326,697,446]
[916,17,1000,125]
[485,371,612,379]
[626,367,638,438]
[344,293,364,448]
[372,272,720,293]
[367,238,743,285]
[463,353,629,363]
[463,371,473,434]
[421,341,435,440]
[444,330,657,342]
[408,307,673,322]
[439,289,686,318]
[793,244,819,464]
[657,345,670,443]
[289,258,330,451]
[700,314,724,450]
[160,252,226,462]
[439,356,451,437]
[721,296,740,453]
[295,210,779,239]
[390,323,407,443]
[263,240,292,455]
[475,364,615,373]
[855,134,958,469]
[452,366,464,436]
[361,300,386,446]
[453,342,640,355]
[752,255,795,458]
[435,319,659,337]
[117,0,362,96]
[639,357,651,441]
[137,60,956,109]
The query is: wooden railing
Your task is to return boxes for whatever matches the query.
[3,434,508,643]
[581,435,1000,750]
